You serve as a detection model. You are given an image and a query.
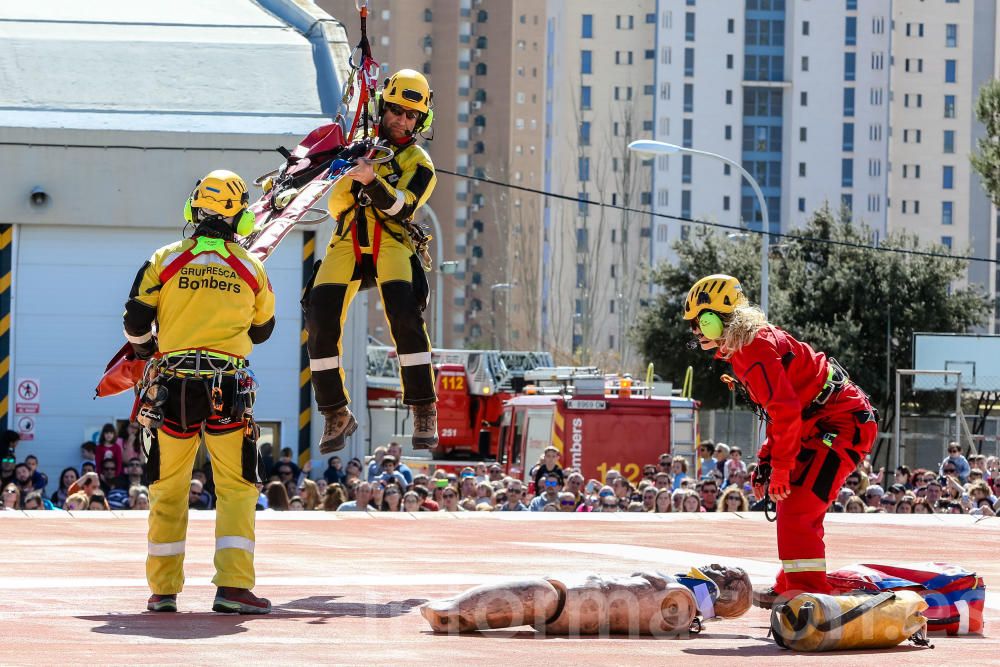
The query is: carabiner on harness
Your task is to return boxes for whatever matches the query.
[210,371,225,413]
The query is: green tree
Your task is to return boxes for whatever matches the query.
[632,207,991,411]
[971,78,1000,205]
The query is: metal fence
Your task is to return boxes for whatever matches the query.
[698,408,1000,473]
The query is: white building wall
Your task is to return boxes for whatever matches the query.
[544,0,654,367]
[784,0,847,228]
[887,0,997,320]
[653,1,891,270]
[653,2,745,268]
[852,0,891,236]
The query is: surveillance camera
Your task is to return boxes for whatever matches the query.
[30,187,48,207]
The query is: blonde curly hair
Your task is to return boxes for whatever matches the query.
[719,304,769,354]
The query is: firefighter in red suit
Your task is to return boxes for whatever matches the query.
[682,275,878,609]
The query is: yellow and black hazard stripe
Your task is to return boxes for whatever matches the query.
[298,231,315,469]
[0,225,10,431]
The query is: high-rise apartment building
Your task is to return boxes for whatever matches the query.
[318,0,546,349]
[652,1,1000,330]
[652,0,891,271]
[887,0,998,325]
[543,0,656,367]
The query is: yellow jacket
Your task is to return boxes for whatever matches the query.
[123,236,275,359]
[327,140,436,252]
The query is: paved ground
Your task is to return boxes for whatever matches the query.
[1,511,995,665]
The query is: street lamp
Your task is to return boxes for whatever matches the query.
[628,140,770,315]
[490,283,513,349]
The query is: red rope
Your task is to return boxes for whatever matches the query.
[346,1,380,140]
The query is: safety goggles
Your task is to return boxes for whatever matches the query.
[385,102,420,121]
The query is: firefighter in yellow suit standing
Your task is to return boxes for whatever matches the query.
[123,170,276,614]
[306,69,439,453]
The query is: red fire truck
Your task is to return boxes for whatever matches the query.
[496,370,700,485]
[367,346,553,457]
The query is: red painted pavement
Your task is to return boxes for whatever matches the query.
[1,511,996,665]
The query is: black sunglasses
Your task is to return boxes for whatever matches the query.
[385,102,420,121]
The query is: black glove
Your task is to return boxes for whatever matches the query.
[751,460,772,502]
[130,335,157,361]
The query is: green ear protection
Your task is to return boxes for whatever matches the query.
[375,90,434,134]
[183,198,256,237]
[698,311,725,340]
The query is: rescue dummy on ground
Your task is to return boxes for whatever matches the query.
[420,563,752,636]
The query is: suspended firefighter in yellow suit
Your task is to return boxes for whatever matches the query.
[306,69,439,452]
[123,170,276,614]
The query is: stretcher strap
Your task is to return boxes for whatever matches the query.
[350,209,384,266]
[776,591,896,636]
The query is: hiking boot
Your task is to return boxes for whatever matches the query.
[752,585,793,610]
[411,404,439,450]
[318,406,358,454]
[147,594,177,612]
[213,587,272,615]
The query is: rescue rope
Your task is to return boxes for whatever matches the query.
[344,0,380,141]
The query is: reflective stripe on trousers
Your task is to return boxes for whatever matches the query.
[217,536,255,553]
[148,540,186,557]
[782,558,827,573]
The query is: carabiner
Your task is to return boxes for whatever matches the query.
[348,45,362,70]
[211,386,224,412]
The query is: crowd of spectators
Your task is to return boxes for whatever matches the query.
[3,425,999,518]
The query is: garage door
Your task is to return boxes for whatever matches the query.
[12,224,305,484]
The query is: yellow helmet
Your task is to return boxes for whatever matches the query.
[190,170,249,217]
[683,274,747,320]
[382,69,431,114]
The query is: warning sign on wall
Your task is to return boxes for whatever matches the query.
[16,379,40,401]
[15,378,41,417]
[17,416,35,441]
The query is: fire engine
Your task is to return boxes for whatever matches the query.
[367,345,553,456]
[367,348,699,483]
[495,368,699,485]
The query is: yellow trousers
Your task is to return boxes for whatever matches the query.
[146,427,258,594]
[306,230,435,409]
